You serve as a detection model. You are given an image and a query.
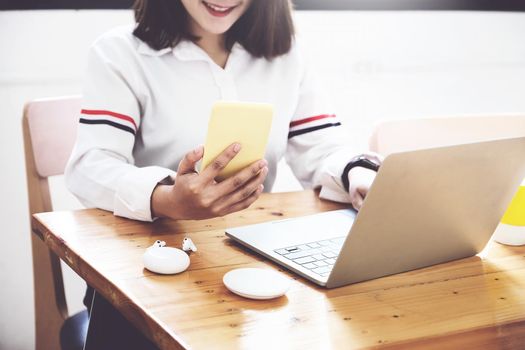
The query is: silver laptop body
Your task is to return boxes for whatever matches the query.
[225,137,525,288]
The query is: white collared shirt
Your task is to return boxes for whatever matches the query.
[65,25,356,221]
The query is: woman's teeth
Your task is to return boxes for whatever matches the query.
[204,2,233,12]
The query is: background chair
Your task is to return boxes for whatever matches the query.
[369,114,525,156]
[22,96,88,350]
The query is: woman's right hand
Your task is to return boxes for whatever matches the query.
[151,143,268,220]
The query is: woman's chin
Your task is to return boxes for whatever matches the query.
[203,24,234,36]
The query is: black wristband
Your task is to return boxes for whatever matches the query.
[341,155,380,192]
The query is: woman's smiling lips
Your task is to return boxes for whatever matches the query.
[202,1,239,17]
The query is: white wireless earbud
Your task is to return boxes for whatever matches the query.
[152,240,166,248]
[182,237,197,252]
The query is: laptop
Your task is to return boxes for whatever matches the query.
[226,137,525,288]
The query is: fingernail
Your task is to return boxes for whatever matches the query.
[194,145,203,154]
[259,160,267,169]
[259,184,264,191]
[233,143,241,153]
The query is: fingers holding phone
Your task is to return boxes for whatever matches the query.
[152,143,268,220]
[213,156,268,212]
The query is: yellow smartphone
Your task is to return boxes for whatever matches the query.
[201,101,273,181]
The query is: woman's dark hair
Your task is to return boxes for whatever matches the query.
[133,0,294,59]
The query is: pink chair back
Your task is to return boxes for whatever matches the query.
[22,96,83,350]
[369,114,525,156]
[25,96,81,178]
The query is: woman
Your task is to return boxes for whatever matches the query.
[66,0,381,224]
[66,1,381,346]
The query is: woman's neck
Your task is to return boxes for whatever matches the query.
[189,21,229,68]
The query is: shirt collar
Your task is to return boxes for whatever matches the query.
[137,41,173,56]
[137,39,244,64]
[172,40,211,62]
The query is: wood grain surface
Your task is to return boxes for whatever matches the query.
[32,191,525,349]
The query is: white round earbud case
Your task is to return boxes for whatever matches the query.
[143,240,190,274]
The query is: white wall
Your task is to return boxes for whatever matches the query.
[0,11,134,350]
[1,9,525,350]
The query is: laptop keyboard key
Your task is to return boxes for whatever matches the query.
[303,248,321,256]
[275,249,290,255]
[294,256,315,265]
[314,260,328,267]
[285,246,300,253]
[285,251,313,260]
[326,258,336,265]
[303,263,317,269]
[313,266,332,275]
[323,252,337,258]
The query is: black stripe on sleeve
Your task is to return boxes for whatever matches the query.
[79,118,136,136]
[288,122,341,139]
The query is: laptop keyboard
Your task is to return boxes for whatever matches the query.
[274,237,345,277]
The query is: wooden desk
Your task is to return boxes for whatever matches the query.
[32,191,525,349]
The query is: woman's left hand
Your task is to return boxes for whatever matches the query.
[347,167,378,210]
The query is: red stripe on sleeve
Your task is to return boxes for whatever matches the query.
[290,114,336,128]
[81,109,138,131]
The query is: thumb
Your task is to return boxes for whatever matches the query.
[356,185,369,200]
[178,145,204,175]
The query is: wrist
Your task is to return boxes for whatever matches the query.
[341,155,381,192]
[151,184,174,219]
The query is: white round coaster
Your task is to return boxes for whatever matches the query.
[223,268,291,300]
[143,247,190,274]
[492,223,525,246]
